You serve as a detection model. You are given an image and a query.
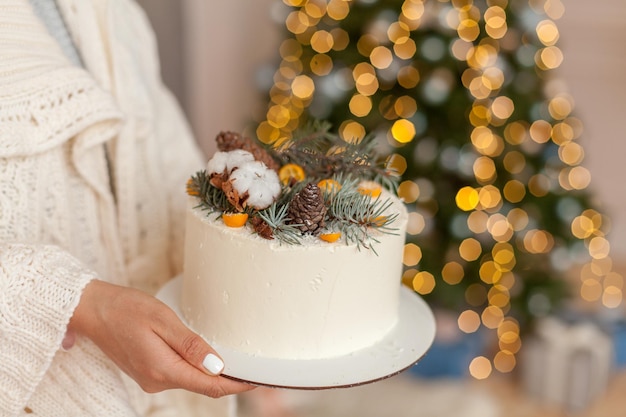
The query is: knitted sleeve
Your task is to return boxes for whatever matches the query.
[0,244,96,415]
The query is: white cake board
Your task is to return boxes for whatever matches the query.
[156,276,436,390]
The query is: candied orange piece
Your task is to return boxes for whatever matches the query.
[278,163,305,185]
[358,181,382,198]
[370,216,387,227]
[222,212,248,228]
[317,178,342,194]
[319,232,341,243]
[186,178,199,196]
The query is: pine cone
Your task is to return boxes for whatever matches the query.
[287,183,327,235]
[215,131,280,172]
[250,216,274,240]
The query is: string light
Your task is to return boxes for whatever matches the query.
[260,0,622,378]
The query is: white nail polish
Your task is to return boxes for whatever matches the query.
[202,353,224,375]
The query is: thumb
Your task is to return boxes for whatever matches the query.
[162,313,225,376]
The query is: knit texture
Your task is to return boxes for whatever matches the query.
[0,1,228,415]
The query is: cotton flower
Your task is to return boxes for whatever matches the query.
[229,161,281,210]
[206,149,255,175]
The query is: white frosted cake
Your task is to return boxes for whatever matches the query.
[181,130,408,360]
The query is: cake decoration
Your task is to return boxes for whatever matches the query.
[186,122,402,249]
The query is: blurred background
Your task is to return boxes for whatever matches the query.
[136,0,626,416]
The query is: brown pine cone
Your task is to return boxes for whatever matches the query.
[215,131,280,172]
[287,183,327,235]
[250,216,274,240]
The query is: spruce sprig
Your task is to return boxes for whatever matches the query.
[271,121,399,191]
[324,178,399,250]
[256,203,303,245]
[189,170,232,213]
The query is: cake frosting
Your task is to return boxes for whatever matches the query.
[180,129,409,360]
[181,190,408,359]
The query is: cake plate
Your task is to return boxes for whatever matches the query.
[156,276,436,390]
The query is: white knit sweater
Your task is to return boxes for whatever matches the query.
[0,1,232,415]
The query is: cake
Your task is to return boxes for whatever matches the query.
[181,127,408,360]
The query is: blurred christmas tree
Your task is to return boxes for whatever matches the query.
[256,0,622,375]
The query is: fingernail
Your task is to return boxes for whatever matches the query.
[61,330,75,352]
[202,353,224,375]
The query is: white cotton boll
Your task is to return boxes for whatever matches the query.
[206,151,230,175]
[206,150,254,175]
[226,150,255,171]
[230,161,281,209]
[248,169,281,209]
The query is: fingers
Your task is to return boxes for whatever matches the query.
[161,314,225,376]
[154,305,257,395]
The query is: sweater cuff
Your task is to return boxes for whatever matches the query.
[0,244,97,414]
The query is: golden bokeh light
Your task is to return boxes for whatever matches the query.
[466,283,488,307]
[398,180,420,203]
[491,96,515,120]
[456,186,480,211]
[473,156,497,183]
[529,120,552,143]
[458,310,481,333]
[370,46,394,69]
[588,236,611,260]
[401,0,425,21]
[494,350,516,373]
[503,151,526,174]
[485,6,508,39]
[548,95,573,120]
[338,120,366,143]
[486,212,513,242]
[412,271,436,295]
[603,286,623,308]
[478,185,503,211]
[394,95,418,119]
[397,65,420,88]
[326,0,350,20]
[349,94,373,117]
[467,210,489,234]
[310,30,334,53]
[386,153,408,176]
[403,243,423,267]
[528,174,550,197]
[469,356,492,379]
[507,208,529,231]
[394,37,417,60]
[457,19,480,42]
[479,261,501,285]
[459,238,482,261]
[304,0,327,18]
[536,45,564,70]
[482,305,505,329]
[442,261,465,285]
[580,278,602,302]
[310,53,333,76]
[503,180,526,203]
[391,119,416,143]
[536,19,559,46]
[558,141,584,166]
[407,211,426,235]
[291,75,315,99]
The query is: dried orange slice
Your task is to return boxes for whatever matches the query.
[319,232,341,243]
[358,181,382,198]
[370,216,387,226]
[222,212,248,228]
[317,178,342,194]
[278,163,305,185]
[185,178,199,196]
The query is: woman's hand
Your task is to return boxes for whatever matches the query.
[67,280,255,398]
